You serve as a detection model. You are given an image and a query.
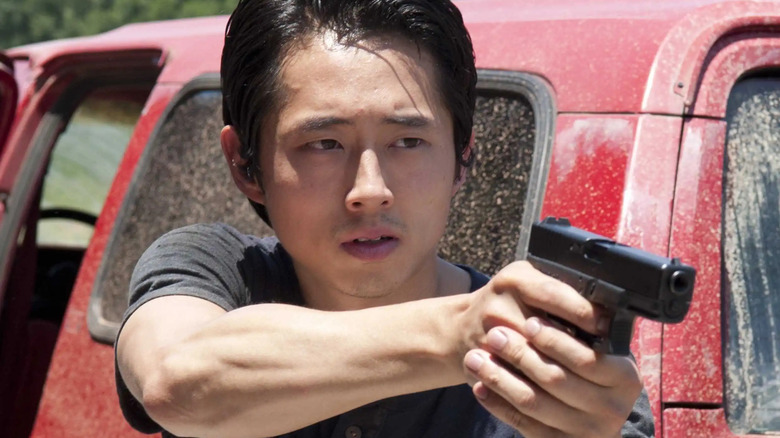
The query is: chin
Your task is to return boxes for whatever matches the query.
[338,277,400,300]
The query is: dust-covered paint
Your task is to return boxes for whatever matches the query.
[542,115,636,237]
[664,118,726,404]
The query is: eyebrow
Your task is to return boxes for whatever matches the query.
[292,114,432,133]
[295,116,351,132]
[382,115,432,127]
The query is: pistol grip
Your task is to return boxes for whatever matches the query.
[593,311,635,356]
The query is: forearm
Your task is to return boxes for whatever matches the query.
[141,295,470,438]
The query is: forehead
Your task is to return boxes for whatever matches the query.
[283,31,438,82]
[273,32,448,123]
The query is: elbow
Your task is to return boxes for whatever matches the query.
[140,348,224,438]
[140,377,186,435]
[140,378,186,435]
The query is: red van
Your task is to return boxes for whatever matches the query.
[1,1,779,436]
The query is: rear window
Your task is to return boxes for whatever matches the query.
[723,77,780,434]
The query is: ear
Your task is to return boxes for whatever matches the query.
[220,125,265,205]
[451,134,474,196]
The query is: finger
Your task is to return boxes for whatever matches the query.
[471,381,567,438]
[483,326,632,417]
[463,349,590,433]
[463,366,480,388]
[491,261,610,336]
[521,317,641,391]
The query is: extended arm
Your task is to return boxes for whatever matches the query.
[117,259,648,438]
[117,293,469,438]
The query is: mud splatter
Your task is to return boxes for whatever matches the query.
[722,78,780,434]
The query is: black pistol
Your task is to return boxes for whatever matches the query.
[526,217,695,355]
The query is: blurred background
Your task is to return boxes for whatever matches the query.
[0,0,239,245]
[0,0,238,48]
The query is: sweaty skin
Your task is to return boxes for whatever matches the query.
[117,32,642,438]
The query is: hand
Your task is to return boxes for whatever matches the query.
[461,262,642,437]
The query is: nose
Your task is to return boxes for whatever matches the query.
[345,150,394,213]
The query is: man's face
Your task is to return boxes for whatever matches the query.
[255,32,461,308]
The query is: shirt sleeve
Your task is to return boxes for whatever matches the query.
[126,223,254,314]
[114,222,255,434]
[621,387,656,437]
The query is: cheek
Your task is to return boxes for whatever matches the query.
[395,165,456,223]
[262,153,329,228]
[395,151,457,197]
[267,149,300,185]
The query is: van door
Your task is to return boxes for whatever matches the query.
[0,48,161,438]
[663,31,780,437]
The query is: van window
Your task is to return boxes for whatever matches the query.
[723,77,780,434]
[37,93,144,247]
[439,90,537,275]
[94,87,269,334]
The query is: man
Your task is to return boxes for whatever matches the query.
[116,1,653,437]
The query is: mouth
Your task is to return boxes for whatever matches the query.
[340,233,400,261]
[351,236,395,243]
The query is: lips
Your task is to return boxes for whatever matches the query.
[340,229,400,261]
[352,236,394,243]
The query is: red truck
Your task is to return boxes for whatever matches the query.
[1,0,779,436]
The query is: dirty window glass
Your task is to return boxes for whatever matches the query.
[36,94,143,247]
[723,77,780,434]
[439,91,536,275]
[97,89,271,328]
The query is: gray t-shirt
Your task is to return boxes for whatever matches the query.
[115,223,655,438]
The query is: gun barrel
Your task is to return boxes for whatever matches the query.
[527,217,695,323]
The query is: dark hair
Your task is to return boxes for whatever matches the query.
[221,0,477,225]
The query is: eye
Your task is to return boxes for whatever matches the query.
[391,138,426,148]
[306,139,342,150]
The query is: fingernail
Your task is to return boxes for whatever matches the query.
[487,328,508,350]
[525,317,542,337]
[465,352,485,371]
